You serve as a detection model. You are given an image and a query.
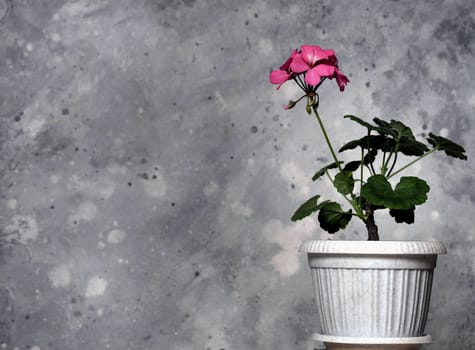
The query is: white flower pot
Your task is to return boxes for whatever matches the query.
[299,240,446,349]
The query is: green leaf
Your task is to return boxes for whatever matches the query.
[344,115,378,131]
[374,118,415,139]
[393,177,430,207]
[398,137,429,156]
[427,133,467,160]
[363,149,378,164]
[312,162,342,181]
[343,161,361,172]
[318,202,352,234]
[360,175,393,207]
[361,175,430,210]
[341,153,377,173]
[389,207,415,224]
[291,195,330,221]
[334,171,355,195]
[339,135,395,152]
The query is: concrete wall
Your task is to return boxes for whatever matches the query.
[0,0,473,349]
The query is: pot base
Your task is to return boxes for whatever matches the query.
[313,333,432,350]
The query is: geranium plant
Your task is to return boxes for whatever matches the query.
[270,45,467,240]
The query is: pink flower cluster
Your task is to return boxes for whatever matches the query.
[269,45,349,92]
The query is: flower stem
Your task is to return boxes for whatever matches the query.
[313,106,343,172]
[359,146,364,209]
[386,153,398,177]
[388,148,437,179]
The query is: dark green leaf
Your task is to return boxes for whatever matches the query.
[343,161,361,172]
[339,135,395,152]
[363,149,378,165]
[389,207,415,224]
[360,175,393,207]
[312,162,342,181]
[377,118,415,139]
[391,120,414,139]
[393,177,430,207]
[361,175,430,210]
[318,202,352,234]
[291,195,329,221]
[344,115,378,131]
[334,171,355,195]
[427,133,467,160]
[357,196,385,210]
[371,118,393,136]
[398,137,429,156]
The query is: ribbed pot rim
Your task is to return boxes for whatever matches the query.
[299,240,446,255]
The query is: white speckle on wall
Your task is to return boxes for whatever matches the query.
[85,276,108,297]
[257,38,273,55]
[262,218,316,277]
[23,114,46,138]
[50,174,60,184]
[468,93,475,108]
[430,211,440,220]
[4,215,39,242]
[68,201,97,226]
[50,33,61,42]
[6,198,17,209]
[230,201,253,217]
[68,175,115,200]
[204,181,219,197]
[142,173,167,198]
[77,202,97,220]
[439,128,449,137]
[107,229,126,244]
[427,55,450,82]
[107,164,127,174]
[214,91,228,111]
[48,264,71,288]
[280,161,311,195]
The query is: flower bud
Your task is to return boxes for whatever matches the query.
[285,100,297,110]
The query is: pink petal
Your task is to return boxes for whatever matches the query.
[280,49,297,71]
[301,45,328,65]
[335,69,350,91]
[290,54,310,73]
[305,67,322,86]
[326,54,338,66]
[314,64,336,78]
[269,70,290,85]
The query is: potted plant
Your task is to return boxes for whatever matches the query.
[269,45,467,350]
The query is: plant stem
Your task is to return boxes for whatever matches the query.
[313,106,343,172]
[312,106,367,221]
[359,146,364,209]
[369,162,376,175]
[388,148,437,179]
[364,204,379,240]
[386,153,398,177]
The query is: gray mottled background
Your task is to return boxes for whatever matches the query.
[0,0,474,349]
